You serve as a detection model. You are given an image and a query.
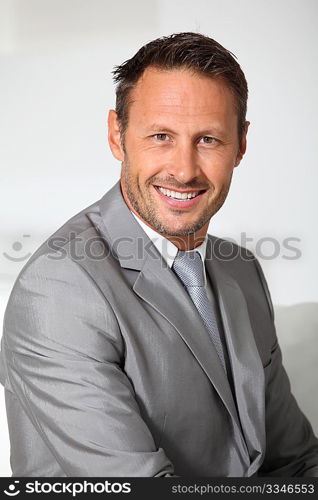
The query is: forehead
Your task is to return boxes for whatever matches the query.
[128,67,237,122]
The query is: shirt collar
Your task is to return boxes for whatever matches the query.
[130,211,208,277]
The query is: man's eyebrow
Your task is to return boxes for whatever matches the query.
[195,127,227,137]
[146,124,176,133]
[145,124,227,136]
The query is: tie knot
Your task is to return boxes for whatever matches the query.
[172,250,205,287]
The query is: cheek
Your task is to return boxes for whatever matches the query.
[129,148,167,181]
[202,163,234,188]
[199,147,237,174]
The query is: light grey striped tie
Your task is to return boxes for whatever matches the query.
[172,250,228,373]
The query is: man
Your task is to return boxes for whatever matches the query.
[1,32,318,477]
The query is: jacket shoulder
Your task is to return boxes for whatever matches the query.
[207,234,255,263]
[12,197,103,282]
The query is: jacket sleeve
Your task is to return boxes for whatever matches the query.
[2,253,174,477]
[254,258,318,477]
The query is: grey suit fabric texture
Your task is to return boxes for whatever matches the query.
[0,181,318,477]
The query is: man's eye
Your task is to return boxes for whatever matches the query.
[199,136,218,144]
[154,133,169,141]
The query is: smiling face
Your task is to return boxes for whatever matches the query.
[108,67,248,249]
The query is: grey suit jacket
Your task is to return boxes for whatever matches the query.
[1,181,318,477]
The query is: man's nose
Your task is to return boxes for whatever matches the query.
[167,141,201,184]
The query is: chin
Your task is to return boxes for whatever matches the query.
[158,221,205,237]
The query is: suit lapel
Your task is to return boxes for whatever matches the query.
[205,238,266,474]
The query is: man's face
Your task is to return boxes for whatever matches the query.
[109,67,248,238]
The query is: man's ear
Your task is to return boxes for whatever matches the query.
[108,109,125,161]
[234,121,250,167]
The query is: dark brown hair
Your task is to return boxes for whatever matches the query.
[112,32,248,141]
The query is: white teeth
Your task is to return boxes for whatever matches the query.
[158,187,199,200]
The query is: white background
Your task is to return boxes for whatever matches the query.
[0,0,317,476]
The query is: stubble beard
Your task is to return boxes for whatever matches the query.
[122,158,232,237]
